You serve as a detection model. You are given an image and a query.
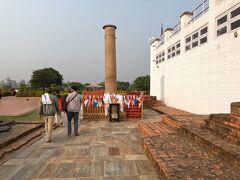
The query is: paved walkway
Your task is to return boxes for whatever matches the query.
[0,110,159,179]
[152,106,193,116]
[0,97,39,116]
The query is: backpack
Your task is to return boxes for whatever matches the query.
[42,94,57,116]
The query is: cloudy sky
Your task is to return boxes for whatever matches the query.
[0,0,198,83]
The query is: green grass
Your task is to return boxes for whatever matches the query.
[0,110,42,122]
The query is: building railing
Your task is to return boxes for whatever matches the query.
[189,0,209,24]
[159,34,165,47]
[170,22,181,38]
[160,35,165,45]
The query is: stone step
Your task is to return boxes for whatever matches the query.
[0,127,45,159]
[203,119,240,145]
[141,127,240,179]
[0,126,11,133]
[138,122,173,138]
[0,123,44,149]
[0,121,15,127]
[151,100,162,107]
[162,115,240,169]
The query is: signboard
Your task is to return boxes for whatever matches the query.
[125,92,144,119]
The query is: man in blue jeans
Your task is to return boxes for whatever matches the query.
[66,86,81,136]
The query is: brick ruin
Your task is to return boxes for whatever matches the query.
[203,102,240,145]
[139,101,240,179]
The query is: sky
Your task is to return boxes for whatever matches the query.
[0,0,198,83]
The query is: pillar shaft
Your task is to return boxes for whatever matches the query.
[103,24,117,94]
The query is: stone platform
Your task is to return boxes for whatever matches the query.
[0,97,39,116]
[0,121,44,161]
[0,110,159,179]
[139,106,240,179]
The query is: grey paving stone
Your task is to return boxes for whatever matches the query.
[10,164,41,180]
[125,155,148,161]
[93,155,124,162]
[104,160,124,176]
[39,163,58,178]
[119,176,140,180]
[73,162,92,177]
[122,160,139,176]
[0,165,24,180]
[135,160,156,175]
[90,147,106,156]
[139,175,159,180]
[54,163,75,178]
[90,162,104,177]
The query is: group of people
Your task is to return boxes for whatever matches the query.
[38,86,81,142]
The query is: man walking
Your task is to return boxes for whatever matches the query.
[38,88,59,142]
[66,86,81,136]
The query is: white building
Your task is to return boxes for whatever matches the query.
[150,0,240,114]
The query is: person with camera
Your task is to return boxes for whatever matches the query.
[65,86,81,136]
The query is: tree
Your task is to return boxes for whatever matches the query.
[18,80,26,87]
[69,82,84,91]
[117,81,129,91]
[30,67,63,89]
[130,75,150,91]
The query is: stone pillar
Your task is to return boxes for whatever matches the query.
[103,24,117,94]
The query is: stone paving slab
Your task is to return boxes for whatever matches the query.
[0,96,39,116]
[0,110,159,179]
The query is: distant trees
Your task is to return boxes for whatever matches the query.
[117,81,129,91]
[129,75,150,91]
[30,68,63,89]
[69,82,84,91]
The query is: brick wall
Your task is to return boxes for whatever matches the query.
[231,102,240,119]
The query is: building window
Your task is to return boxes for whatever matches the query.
[162,52,165,62]
[217,15,227,26]
[192,41,198,48]
[216,13,228,37]
[186,37,191,43]
[231,6,240,18]
[216,3,240,37]
[156,51,165,65]
[200,36,208,44]
[231,19,240,30]
[192,32,199,40]
[200,27,208,35]
[217,26,227,36]
[176,43,180,48]
[185,24,208,51]
[168,41,181,59]
[185,45,191,51]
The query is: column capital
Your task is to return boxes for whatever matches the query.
[103,24,117,29]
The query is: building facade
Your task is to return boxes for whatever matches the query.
[150,0,240,114]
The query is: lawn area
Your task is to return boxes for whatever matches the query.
[0,110,42,122]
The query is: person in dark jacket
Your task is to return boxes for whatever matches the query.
[38,88,59,142]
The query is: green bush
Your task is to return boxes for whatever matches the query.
[60,91,69,100]
[2,91,13,96]
[16,89,44,97]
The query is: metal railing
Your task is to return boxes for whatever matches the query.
[160,35,165,45]
[171,22,181,38]
[189,0,209,24]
